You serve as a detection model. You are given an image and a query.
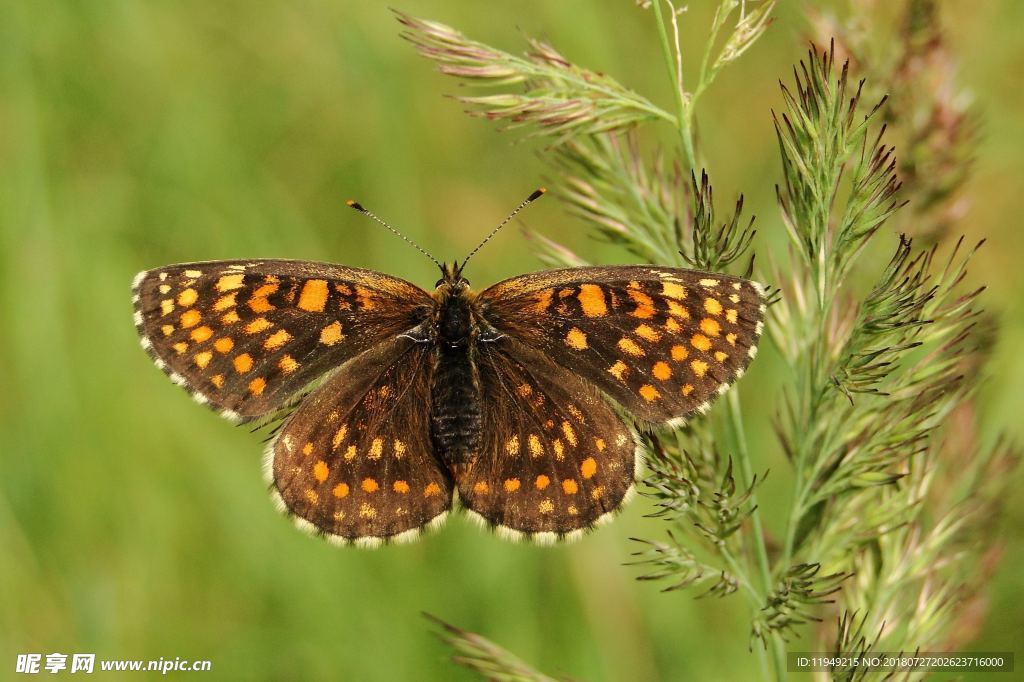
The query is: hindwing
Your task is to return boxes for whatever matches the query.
[268,338,451,546]
[457,338,639,541]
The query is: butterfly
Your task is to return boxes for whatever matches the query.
[132,189,766,547]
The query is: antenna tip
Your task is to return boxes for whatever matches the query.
[528,187,547,202]
[346,199,365,212]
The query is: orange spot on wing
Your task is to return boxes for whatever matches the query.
[535,475,550,490]
[639,384,661,402]
[504,478,521,492]
[368,438,383,460]
[581,457,598,479]
[700,318,721,337]
[245,317,272,335]
[562,421,578,447]
[194,351,213,369]
[562,479,578,495]
[565,327,588,350]
[506,436,520,455]
[214,292,236,311]
[331,425,348,450]
[577,284,608,317]
[691,360,709,377]
[618,338,645,356]
[691,334,712,351]
[264,329,292,350]
[221,310,240,325]
[313,460,329,483]
[177,288,198,307]
[393,480,410,494]
[704,297,723,315]
[361,478,379,493]
[538,500,554,514]
[179,309,201,328]
[671,344,689,360]
[302,442,314,456]
[473,481,489,494]
[332,482,349,498]
[595,438,607,452]
[278,354,298,374]
[652,361,672,381]
[424,482,441,497]
[528,434,543,457]
[233,354,253,373]
[661,281,688,300]
[635,324,661,342]
[161,324,175,336]
[726,333,738,345]
[190,326,213,343]
[216,273,244,292]
[211,374,224,389]
[248,377,266,396]
[608,360,628,380]
[682,384,694,396]
[172,342,188,354]
[715,351,728,362]
[298,279,329,312]
[214,337,234,353]
[319,321,344,346]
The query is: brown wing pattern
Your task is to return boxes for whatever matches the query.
[457,338,638,542]
[479,266,766,426]
[268,338,451,547]
[132,260,430,422]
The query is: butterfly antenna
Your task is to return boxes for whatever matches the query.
[458,187,546,273]
[346,199,442,269]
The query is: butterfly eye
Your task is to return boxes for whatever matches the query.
[435,278,445,287]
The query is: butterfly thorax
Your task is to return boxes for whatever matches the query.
[429,274,485,469]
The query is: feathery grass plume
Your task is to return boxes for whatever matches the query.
[808,0,977,242]
[551,133,687,265]
[394,11,672,143]
[424,614,560,682]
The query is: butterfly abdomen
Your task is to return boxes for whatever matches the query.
[430,343,483,468]
[429,287,484,468]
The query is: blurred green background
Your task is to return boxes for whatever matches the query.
[2,2,1022,680]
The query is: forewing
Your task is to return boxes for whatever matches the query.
[458,338,638,541]
[269,337,451,546]
[480,266,765,425]
[132,260,431,421]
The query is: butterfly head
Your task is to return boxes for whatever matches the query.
[435,261,470,291]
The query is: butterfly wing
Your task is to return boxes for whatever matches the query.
[456,338,638,542]
[479,266,766,425]
[268,337,451,546]
[132,260,431,422]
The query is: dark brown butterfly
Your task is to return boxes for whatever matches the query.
[132,190,766,547]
